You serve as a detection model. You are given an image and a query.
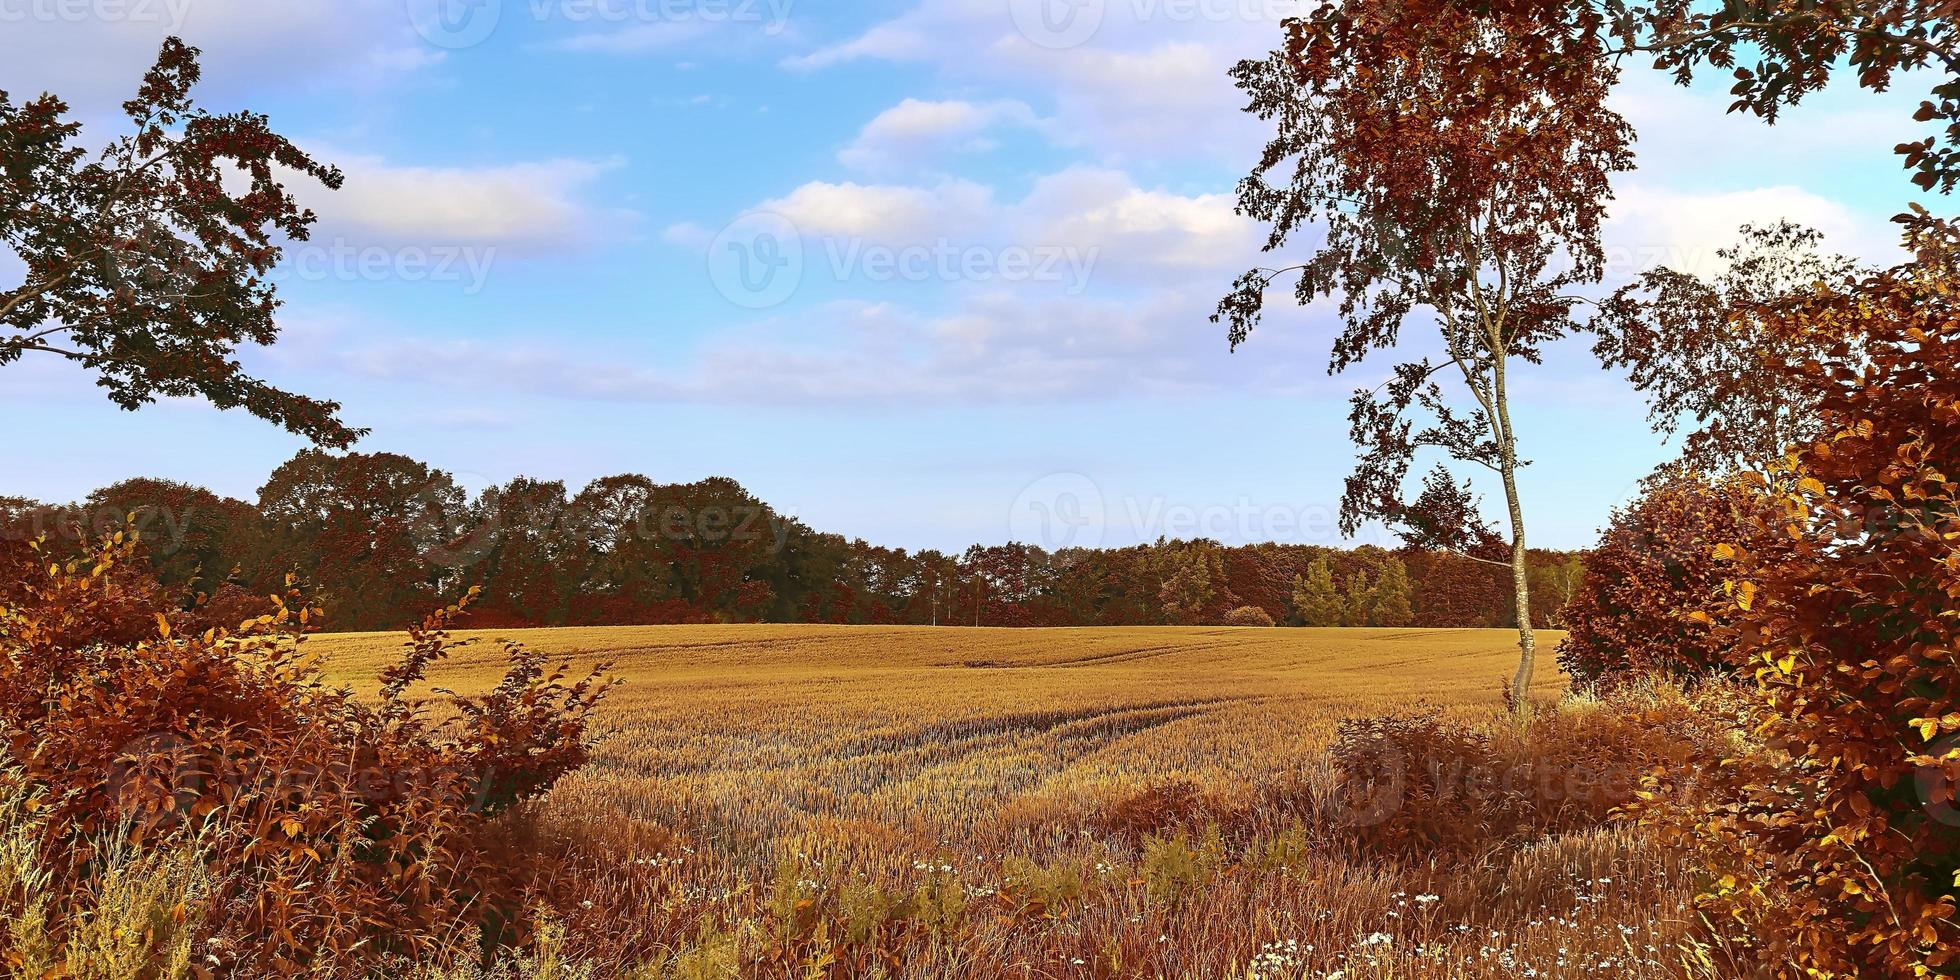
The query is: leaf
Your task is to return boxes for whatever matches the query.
[155,614,171,639]
[1737,581,1758,611]
[1713,543,1737,560]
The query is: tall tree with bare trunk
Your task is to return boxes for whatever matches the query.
[1216,0,1632,706]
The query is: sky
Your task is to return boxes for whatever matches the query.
[0,0,1934,553]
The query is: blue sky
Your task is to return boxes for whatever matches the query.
[0,0,1932,552]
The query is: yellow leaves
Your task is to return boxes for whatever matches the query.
[1798,477,1828,497]
[155,613,171,639]
[1910,715,1960,741]
[1724,579,1759,611]
[1713,543,1737,561]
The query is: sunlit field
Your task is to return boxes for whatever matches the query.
[319,626,1563,851]
[312,626,1715,978]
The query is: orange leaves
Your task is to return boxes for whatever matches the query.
[1630,248,1960,979]
[1557,469,1772,685]
[0,517,615,974]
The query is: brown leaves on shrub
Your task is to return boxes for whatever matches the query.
[1556,467,1772,686]
[1326,684,1732,861]
[0,527,616,975]
[1102,779,1214,843]
[1633,245,1960,978]
[1221,605,1277,627]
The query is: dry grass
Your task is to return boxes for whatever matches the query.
[320,626,1560,856]
[313,625,1715,978]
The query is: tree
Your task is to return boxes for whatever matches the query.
[1338,571,1372,627]
[257,450,467,630]
[85,477,278,598]
[1592,222,1864,471]
[1526,552,1586,629]
[1156,540,1225,626]
[0,38,357,447]
[1218,0,1632,704]
[1638,240,1960,978]
[1603,1,1960,199]
[469,477,575,626]
[1369,555,1414,628]
[1291,558,1342,627]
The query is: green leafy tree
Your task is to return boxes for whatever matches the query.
[1340,571,1373,627]
[0,38,357,446]
[1369,556,1415,628]
[1290,558,1342,627]
[1157,541,1222,626]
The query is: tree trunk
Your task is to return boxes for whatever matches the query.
[1492,359,1536,711]
[1499,457,1536,710]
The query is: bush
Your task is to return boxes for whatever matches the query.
[1637,255,1960,979]
[0,529,616,975]
[1221,605,1276,627]
[1557,467,1769,685]
[1325,680,1734,860]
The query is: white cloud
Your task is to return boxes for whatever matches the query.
[1019,168,1259,276]
[296,151,627,249]
[0,0,434,111]
[737,168,1257,277]
[784,1,1282,164]
[781,3,970,71]
[838,98,1037,172]
[759,179,997,242]
[1605,184,1902,278]
[324,167,1286,406]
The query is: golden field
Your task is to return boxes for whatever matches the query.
[318,625,1565,857]
[303,625,1727,979]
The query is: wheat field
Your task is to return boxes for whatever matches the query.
[317,625,1566,856]
[298,626,1720,979]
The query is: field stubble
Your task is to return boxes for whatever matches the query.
[318,625,1714,979]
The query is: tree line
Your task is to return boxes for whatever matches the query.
[0,449,1584,633]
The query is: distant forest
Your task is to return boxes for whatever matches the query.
[0,449,1585,633]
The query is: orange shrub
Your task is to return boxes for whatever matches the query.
[1638,256,1960,979]
[1221,605,1276,627]
[0,530,615,975]
[1327,682,1732,860]
[1557,468,1768,685]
